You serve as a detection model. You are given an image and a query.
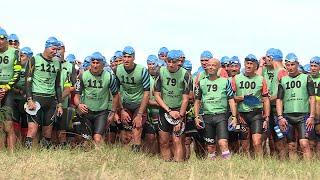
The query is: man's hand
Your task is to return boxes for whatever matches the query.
[278,117,288,132]
[78,104,88,114]
[306,117,314,131]
[230,116,238,128]
[121,109,131,123]
[133,114,143,128]
[56,106,63,117]
[195,116,204,129]
[169,110,181,120]
[27,100,36,110]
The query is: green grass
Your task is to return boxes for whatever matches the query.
[0,145,319,179]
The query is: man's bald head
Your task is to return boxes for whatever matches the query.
[207,58,221,76]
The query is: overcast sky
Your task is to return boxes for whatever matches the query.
[1,0,319,71]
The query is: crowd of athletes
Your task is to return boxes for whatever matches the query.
[0,27,319,161]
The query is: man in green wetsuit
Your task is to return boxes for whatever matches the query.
[194,58,237,160]
[74,52,119,146]
[154,50,191,162]
[24,37,63,149]
[308,56,320,157]
[12,47,33,142]
[116,46,150,151]
[276,53,315,160]
[143,55,160,154]
[257,48,287,159]
[0,28,21,151]
[56,50,77,146]
[232,54,270,157]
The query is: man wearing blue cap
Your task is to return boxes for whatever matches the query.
[74,52,119,146]
[24,37,63,149]
[115,46,150,151]
[56,49,77,146]
[0,28,22,151]
[7,34,20,49]
[276,53,315,160]
[12,47,33,143]
[232,54,270,157]
[194,50,213,85]
[308,56,320,156]
[142,55,160,154]
[154,50,191,162]
[227,56,241,153]
[228,56,241,78]
[257,48,287,159]
[158,47,168,65]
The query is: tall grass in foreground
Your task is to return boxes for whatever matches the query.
[0,145,319,180]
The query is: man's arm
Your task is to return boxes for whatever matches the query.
[307,76,316,118]
[276,83,285,117]
[25,56,35,100]
[55,64,62,104]
[137,68,150,114]
[5,49,22,90]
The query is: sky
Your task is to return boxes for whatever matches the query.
[1,0,320,71]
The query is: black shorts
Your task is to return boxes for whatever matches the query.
[284,113,308,141]
[27,95,57,126]
[80,109,109,135]
[239,109,263,135]
[143,121,158,135]
[202,113,228,144]
[310,120,320,142]
[158,108,184,135]
[12,96,27,126]
[0,91,14,121]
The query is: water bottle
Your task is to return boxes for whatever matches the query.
[274,125,284,139]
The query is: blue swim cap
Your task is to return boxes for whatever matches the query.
[84,56,91,64]
[114,50,123,59]
[20,47,33,58]
[66,54,76,63]
[147,55,158,64]
[91,52,106,64]
[310,56,320,65]
[8,34,19,41]
[0,28,8,38]
[245,54,258,63]
[158,47,169,55]
[229,56,241,66]
[58,41,64,47]
[285,53,298,62]
[177,50,185,58]
[220,56,230,65]
[303,64,311,73]
[200,50,213,59]
[266,48,283,61]
[182,60,192,71]
[157,59,167,67]
[45,37,60,49]
[167,50,180,61]
[123,46,135,56]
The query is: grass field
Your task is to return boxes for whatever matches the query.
[1,145,320,180]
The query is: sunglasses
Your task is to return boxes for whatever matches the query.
[245,58,257,62]
[0,35,7,39]
[9,40,19,45]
